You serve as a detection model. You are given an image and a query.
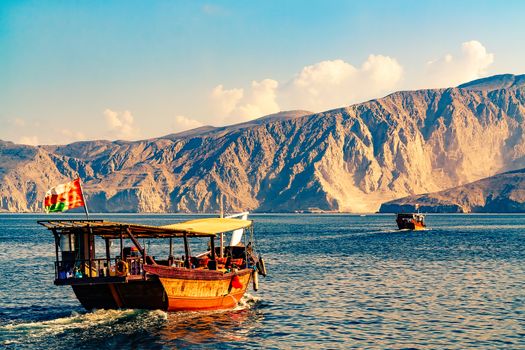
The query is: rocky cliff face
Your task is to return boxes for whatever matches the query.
[379,168,525,213]
[2,74,525,213]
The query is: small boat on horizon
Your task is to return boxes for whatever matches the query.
[396,213,426,230]
[38,213,267,312]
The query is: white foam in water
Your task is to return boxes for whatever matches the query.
[0,295,257,346]
[380,228,431,233]
[234,293,261,310]
[0,309,167,345]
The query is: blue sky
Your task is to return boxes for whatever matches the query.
[1,0,524,144]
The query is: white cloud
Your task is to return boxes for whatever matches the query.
[173,115,203,132]
[236,79,280,121]
[425,40,494,88]
[103,109,140,140]
[211,85,244,116]
[283,55,403,112]
[362,55,404,87]
[18,136,39,145]
[211,79,280,123]
[293,59,357,90]
[210,55,403,123]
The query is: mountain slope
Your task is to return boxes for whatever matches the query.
[458,73,525,91]
[379,168,525,213]
[2,75,525,213]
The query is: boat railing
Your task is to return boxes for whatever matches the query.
[54,256,145,281]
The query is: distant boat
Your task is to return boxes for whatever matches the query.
[396,213,426,230]
[38,214,267,311]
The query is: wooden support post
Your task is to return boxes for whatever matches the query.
[244,226,248,269]
[183,233,190,268]
[220,233,224,258]
[88,231,94,278]
[81,231,89,278]
[105,238,111,275]
[119,230,123,259]
[210,236,216,260]
[169,237,173,258]
[209,236,217,270]
[142,244,147,278]
[219,195,224,258]
[53,229,59,278]
[125,227,145,258]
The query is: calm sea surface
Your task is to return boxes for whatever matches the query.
[0,213,524,349]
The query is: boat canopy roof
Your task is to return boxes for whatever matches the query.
[159,218,251,235]
[37,218,252,238]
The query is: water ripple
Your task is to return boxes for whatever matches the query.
[0,213,524,349]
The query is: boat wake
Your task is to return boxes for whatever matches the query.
[361,228,433,236]
[0,308,168,347]
[235,293,261,310]
[1,294,260,348]
[384,228,431,233]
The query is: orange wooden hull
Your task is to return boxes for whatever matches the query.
[412,222,426,230]
[396,221,426,230]
[144,265,253,311]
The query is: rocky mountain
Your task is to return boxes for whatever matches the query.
[458,73,525,91]
[2,74,525,213]
[379,168,525,213]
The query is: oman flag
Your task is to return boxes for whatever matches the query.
[44,178,86,213]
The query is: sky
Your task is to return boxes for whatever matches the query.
[1,0,525,145]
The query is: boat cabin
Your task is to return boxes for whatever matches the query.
[37,218,256,286]
[38,217,265,311]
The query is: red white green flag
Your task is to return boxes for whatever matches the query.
[44,178,86,213]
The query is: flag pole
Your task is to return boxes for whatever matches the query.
[77,177,90,220]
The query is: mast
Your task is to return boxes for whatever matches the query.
[183,233,190,268]
[77,177,90,220]
[77,176,93,276]
[219,194,224,258]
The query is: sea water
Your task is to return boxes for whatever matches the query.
[0,213,524,349]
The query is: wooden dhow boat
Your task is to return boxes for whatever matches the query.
[396,213,426,230]
[38,215,266,311]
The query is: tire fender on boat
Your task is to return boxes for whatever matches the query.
[257,257,267,277]
[116,260,128,276]
[252,270,259,291]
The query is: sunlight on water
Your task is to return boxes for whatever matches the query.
[1,214,525,349]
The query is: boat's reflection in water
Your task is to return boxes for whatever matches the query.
[157,294,263,346]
